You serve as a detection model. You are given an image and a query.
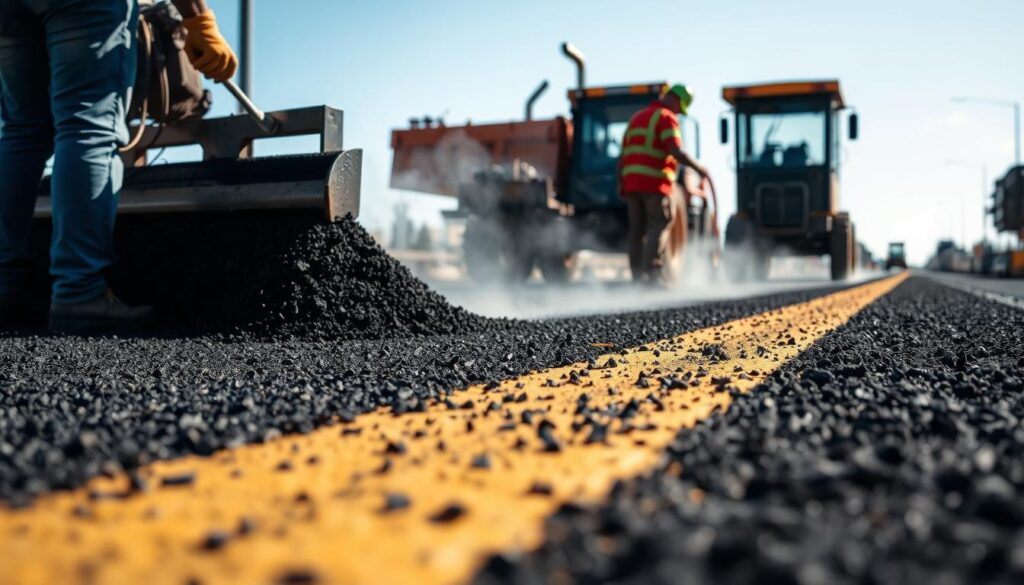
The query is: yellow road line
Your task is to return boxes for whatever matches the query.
[0,274,907,585]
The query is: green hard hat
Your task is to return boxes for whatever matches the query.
[667,84,694,114]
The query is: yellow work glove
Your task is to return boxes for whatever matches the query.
[181,10,238,83]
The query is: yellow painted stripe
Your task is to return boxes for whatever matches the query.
[0,274,907,585]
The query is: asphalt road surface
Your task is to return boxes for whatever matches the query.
[2,270,1022,585]
[921,270,1024,309]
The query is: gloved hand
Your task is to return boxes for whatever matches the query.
[181,10,238,83]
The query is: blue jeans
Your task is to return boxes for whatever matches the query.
[0,0,136,303]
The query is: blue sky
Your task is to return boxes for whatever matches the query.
[199,0,1023,265]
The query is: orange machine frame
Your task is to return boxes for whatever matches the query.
[722,80,845,108]
[389,118,572,198]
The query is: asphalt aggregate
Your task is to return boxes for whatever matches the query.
[236,216,493,341]
[476,277,1024,585]
[26,214,487,340]
[0,218,848,505]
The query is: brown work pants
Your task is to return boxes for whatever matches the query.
[625,192,673,283]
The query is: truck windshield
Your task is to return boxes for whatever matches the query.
[577,98,698,176]
[889,243,905,257]
[739,110,826,168]
[576,100,637,175]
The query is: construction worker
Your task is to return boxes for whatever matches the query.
[619,84,710,285]
[0,0,237,333]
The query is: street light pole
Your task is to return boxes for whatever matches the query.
[1015,101,1021,166]
[239,0,253,111]
[952,97,1021,166]
[981,165,989,244]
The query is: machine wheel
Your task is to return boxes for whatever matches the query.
[538,253,578,284]
[850,224,859,272]
[463,217,533,284]
[723,215,769,282]
[830,214,852,281]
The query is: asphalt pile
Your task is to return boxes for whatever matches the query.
[477,277,1024,584]
[26,212,485,341]
[238,217,492,341]
[101,212,490,340]
[0,282,842,505]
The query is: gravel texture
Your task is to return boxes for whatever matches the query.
[477,277,1024,585]
[26,213,489,341]
[238,217,490,341]
[0,256,844,506]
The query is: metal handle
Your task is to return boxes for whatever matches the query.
[221,79,280,135]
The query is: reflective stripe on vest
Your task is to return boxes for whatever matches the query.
[621,164,675,179]
[621,107,676,182]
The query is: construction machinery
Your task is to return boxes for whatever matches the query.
[886,242,908,270]
[35,98,361,222]
[37,0,361,223]
[991,165,1024,277]
[719,80,859,281]
[22,2,362,327]
[389,43,718,283]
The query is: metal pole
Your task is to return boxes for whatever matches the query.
[1014,102,1020,166]
[961,189,966,249]
[525,80,549,121]
[982,165,988,244]
[560,43,586,90]
[239,0,253,111]
[222,79,279,135]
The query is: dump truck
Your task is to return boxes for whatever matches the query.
[718,80,859,281]
[389,43,718,283]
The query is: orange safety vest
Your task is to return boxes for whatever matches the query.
[619,101,683,196]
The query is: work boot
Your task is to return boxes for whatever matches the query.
[49,289,155,335]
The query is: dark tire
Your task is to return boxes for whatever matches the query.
[850,224,859,272]
[830,214,852,281]
[538,253,577,284]
[463,217,533,284]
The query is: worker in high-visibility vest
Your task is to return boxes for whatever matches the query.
[618,84,710,285]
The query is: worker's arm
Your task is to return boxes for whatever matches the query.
[669,146,709,181]
[660,114,710,182]
[171,0,239,83]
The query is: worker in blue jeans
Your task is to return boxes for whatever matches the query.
[0,0,236,333]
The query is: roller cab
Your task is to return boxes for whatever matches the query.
[720,80,859,281]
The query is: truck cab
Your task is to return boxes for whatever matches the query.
[886,242,907,270]
[563,83,704,250]
[720,80,858,281]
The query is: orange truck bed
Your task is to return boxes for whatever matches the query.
[389,118,571,197]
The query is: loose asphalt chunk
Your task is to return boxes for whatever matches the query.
[475,277,1024,585]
